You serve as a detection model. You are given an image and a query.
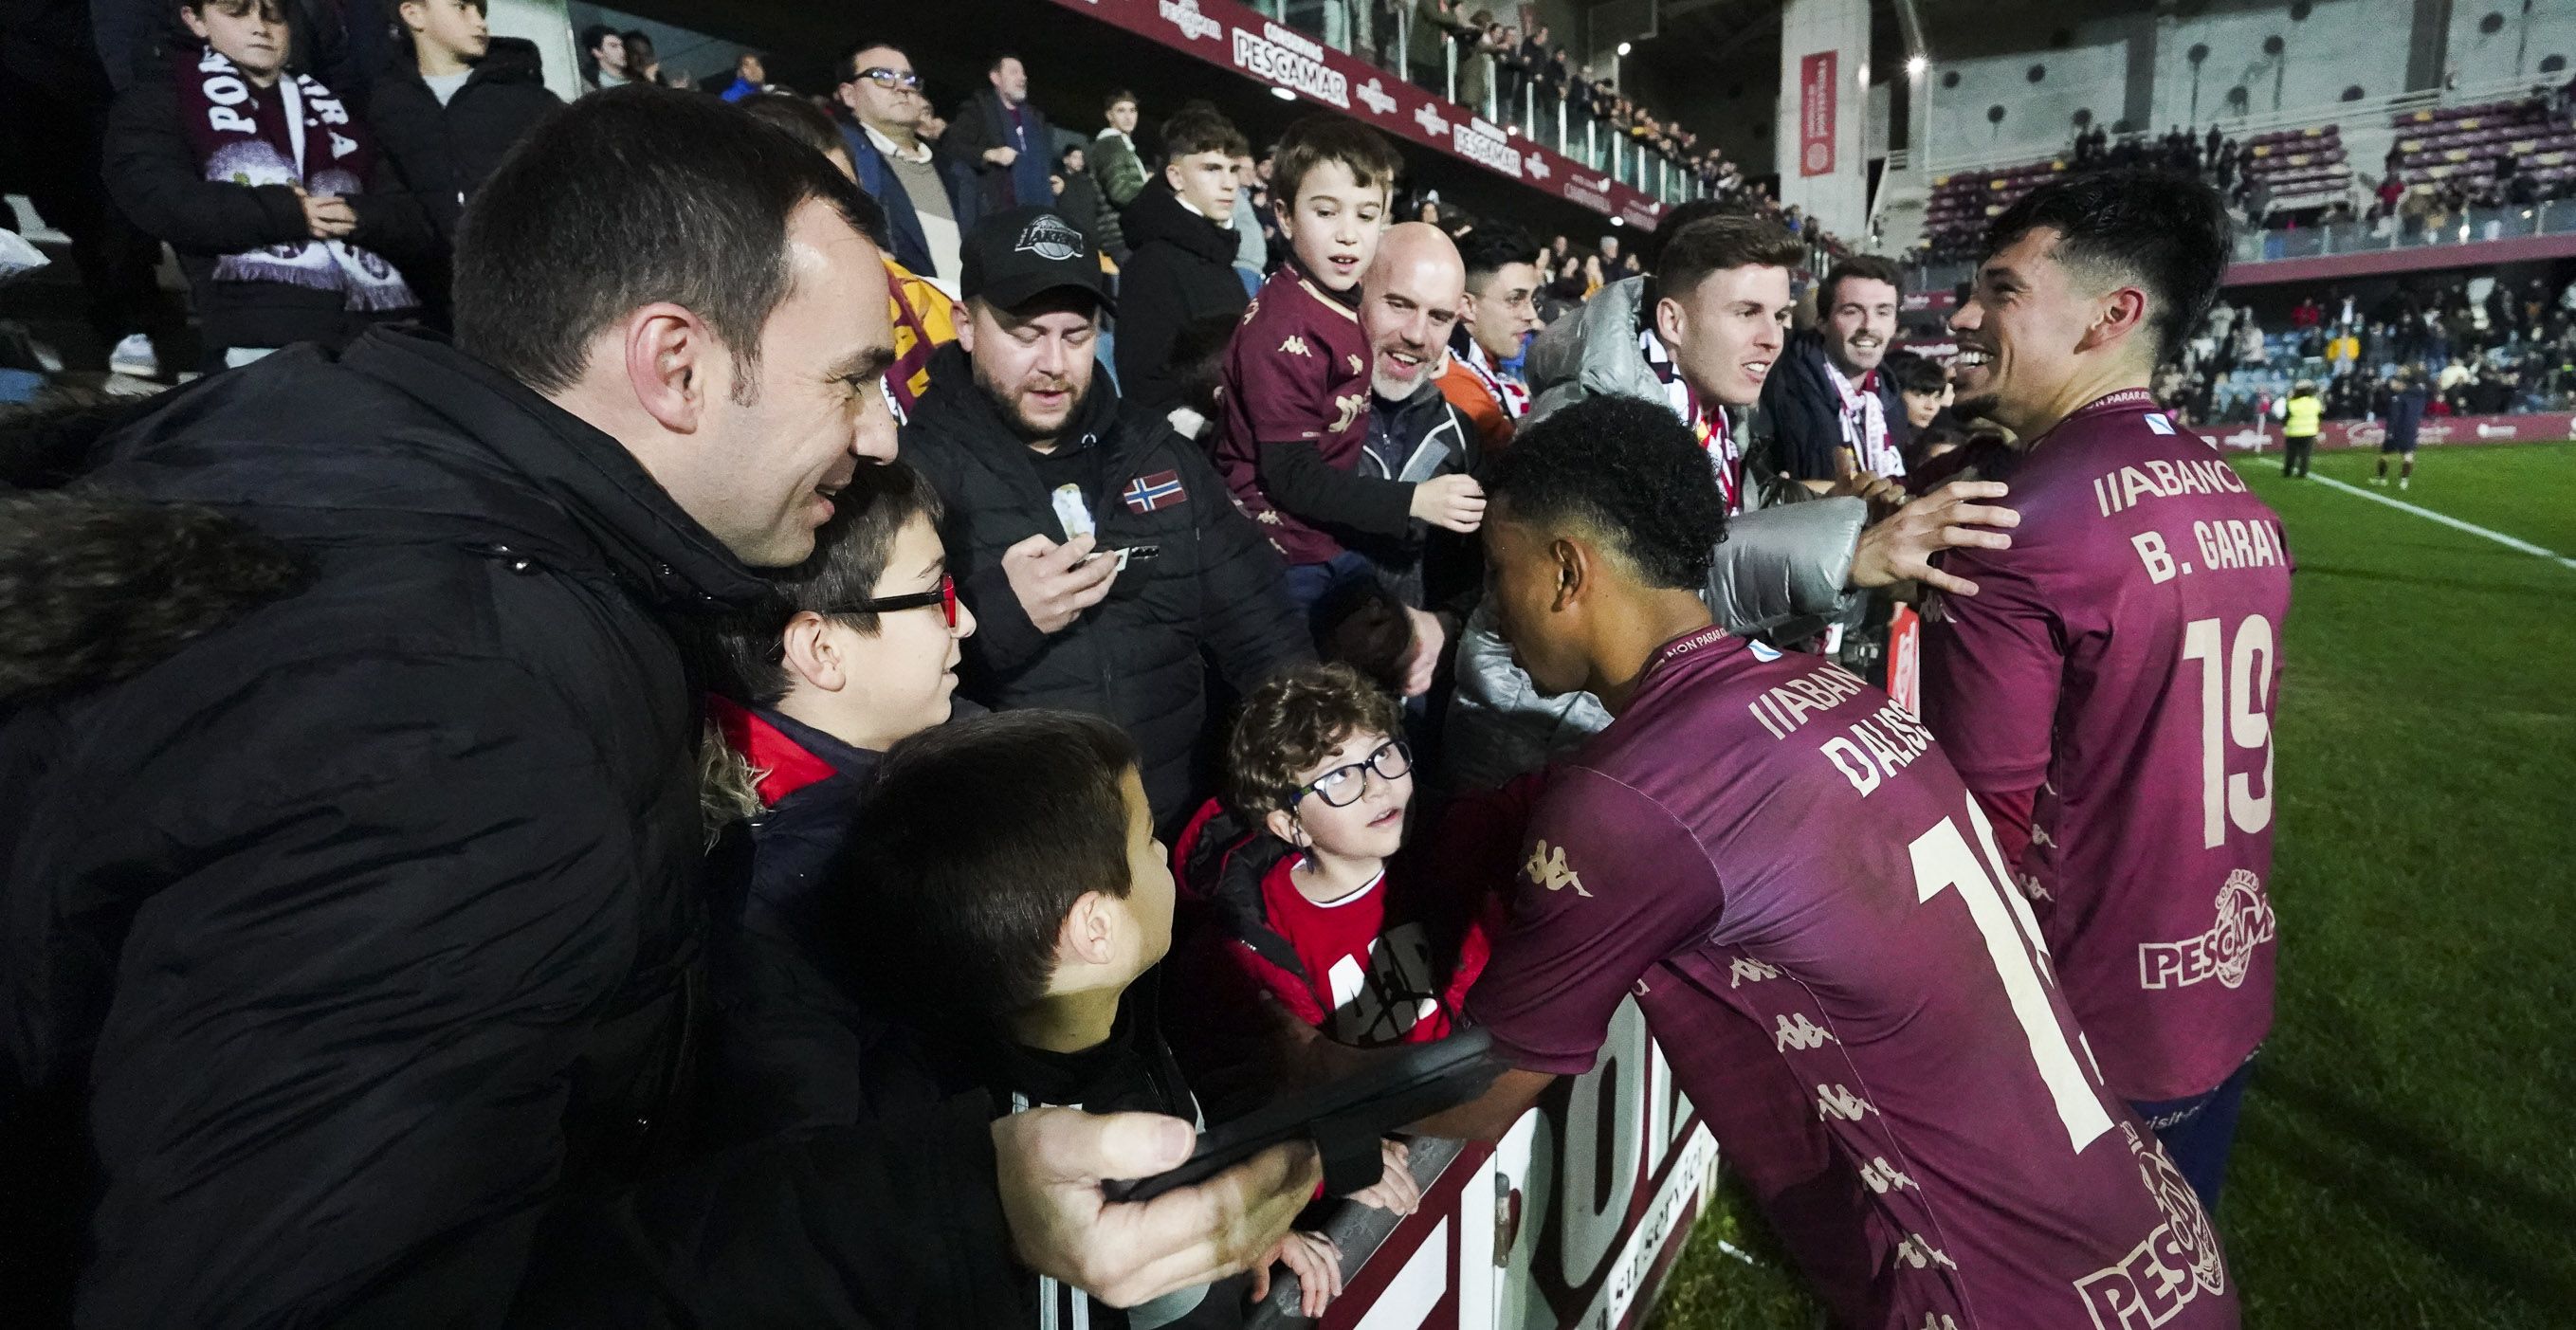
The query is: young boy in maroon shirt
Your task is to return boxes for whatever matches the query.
[1419,395,2238,1330]
[1214,116,1483,612]
[1927,171,2285,1212]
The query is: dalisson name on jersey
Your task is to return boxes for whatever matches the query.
[1744,659,1941,799]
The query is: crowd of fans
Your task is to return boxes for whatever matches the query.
[2154,270,2576,427]
[4,0,2304,1325]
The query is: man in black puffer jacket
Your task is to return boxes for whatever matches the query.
[1112,107,1253,417]
[904,208,1313,829]
[1,93,1320,1329]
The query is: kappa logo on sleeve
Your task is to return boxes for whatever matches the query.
[1279,335,1311,356]
[1523,840,1590,897]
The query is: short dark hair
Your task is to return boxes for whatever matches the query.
[579,23,616,55]
[1160,107,1249,162]
[847,710,1141,1021]
[1483,394,1726,590]
[1224,663,1406,822]
[1634,197,1747,271]
[1887,351,1948,396]
[1818,254,1904,313]
[1456,222,1540,286]
[838,39,902,85]
[737,91,843,157]
[453,87,887,398]
[1104,87,1136,112]
[988,51,1022,75]
[697,461,945,707]
[1653,214,1807,304]
[1981,169,2233,364]
[1270,114,1402,210]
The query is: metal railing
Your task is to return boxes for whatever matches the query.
[2232,199,2574,264]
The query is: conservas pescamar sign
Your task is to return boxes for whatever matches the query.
[1233,20,1349,108]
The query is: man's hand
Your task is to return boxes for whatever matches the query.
[1395,608,1448,698]
[1828,469,1908,514]
[1343,1139,1422,1215]
[1251,1230,1345,1318]
[1001,532,1117,633]
[985,145,1019,167]
[1409,473,1487,533]
[298,189,356,239]
[995,1108,1323,1309]
[1849,480,2019,596]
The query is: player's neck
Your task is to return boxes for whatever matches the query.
[2010,359,2152,446]
[1292,845,1386,905]
[1009,986,1124,1055]
[1591,591,1718,716]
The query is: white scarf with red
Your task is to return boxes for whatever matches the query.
[1460,337,1530,421]
[1640,325,1748,514]
[174,46,416,311]
[1827,358,1903,479]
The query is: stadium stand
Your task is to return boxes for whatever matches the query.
[2389,97,2576,196]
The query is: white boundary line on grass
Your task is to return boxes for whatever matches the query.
[2308,475,2576,574]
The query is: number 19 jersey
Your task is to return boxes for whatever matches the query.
[1468,628,2237,1330]
[1920,391,2290,1104]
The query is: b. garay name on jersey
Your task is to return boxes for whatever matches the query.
[1745,662,1940,798]
[2129,517,2288,586]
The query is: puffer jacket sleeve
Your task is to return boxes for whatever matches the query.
[1702,496,1865,637]
[78,652,1018,1328]
[103,76,314,256]
[1178,437,1314,690]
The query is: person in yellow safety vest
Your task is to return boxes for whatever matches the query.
[2276,378,2324,479]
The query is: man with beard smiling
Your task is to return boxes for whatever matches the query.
[902,208,1312,828]
[1758,253,1909,483]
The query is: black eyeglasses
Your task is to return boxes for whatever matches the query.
[1292,739,1414,809]
[822,574,958,629]
[850,66,923,91]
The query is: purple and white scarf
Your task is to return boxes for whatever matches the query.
[174,46,416,312]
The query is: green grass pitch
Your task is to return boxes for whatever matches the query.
[1646,441,2576,1329]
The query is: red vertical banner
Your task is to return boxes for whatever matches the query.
[1799,50,1836,177]
[1886,604,1920,715]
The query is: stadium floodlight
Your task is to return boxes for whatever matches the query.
[1617,41,1633,56]
[1908,54,1929,77]
[1270,85,1296,101]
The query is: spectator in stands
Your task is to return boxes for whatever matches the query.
[708,49,770,102]
[1116,107,1254,419]
[1052,143,1106,250]
[1758,253,1908,484]
[903,207,1309,827]
[846,710,1360,1324]
[107,0,429,367]
[1436,223,1543,454]
[1215,115,1415,613]
[738,92,959,417]
[1407,0,1459,93]
[370,0,561,319]
[618,30,673,88]
[1177,663,1508,1052]
[577,23,628,92]
[952,53,1056,211]
[695,461,974,1139]
[1089,89,1148,260]
[11,86,1321,1325]
[1350,223,1482,667]
[835,40,978,288]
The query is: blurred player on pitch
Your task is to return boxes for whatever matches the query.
[1926,170,2292,1212]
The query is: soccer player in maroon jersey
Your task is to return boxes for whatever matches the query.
[1926,171,2287,1212]
[1425,395,2238,1330]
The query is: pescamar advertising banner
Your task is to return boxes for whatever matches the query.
[2188,411,2576,453]
[1050,0,1672,228]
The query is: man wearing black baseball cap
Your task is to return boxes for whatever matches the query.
[902,207,1312,827]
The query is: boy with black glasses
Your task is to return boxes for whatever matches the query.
[1176,664,1517,1051]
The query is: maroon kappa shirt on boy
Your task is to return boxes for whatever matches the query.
[1468,627,2238,1330]
[1919,389,2290,1105]
[1213,263,1371,566]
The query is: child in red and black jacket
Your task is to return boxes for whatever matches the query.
[1174,663,1528,1062]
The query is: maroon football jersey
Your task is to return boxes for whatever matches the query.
[1469,627,2237,1330]
[1213,264,1371,566]
[1920,389,2289,1103]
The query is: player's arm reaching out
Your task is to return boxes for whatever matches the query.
[1916,530,2063,867]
